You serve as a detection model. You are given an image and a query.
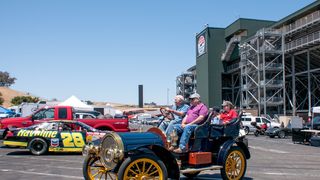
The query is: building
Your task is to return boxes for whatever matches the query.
[176,66,196,100]
[180,1,320,116]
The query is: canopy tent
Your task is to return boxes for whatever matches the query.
[58,95,93,111]
[0,106,15,115]
[0,106,15,118]
[312,106,320,114]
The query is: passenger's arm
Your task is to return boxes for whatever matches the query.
[188,115,205,125]
[181,115,188,128]
[170,109,185,117]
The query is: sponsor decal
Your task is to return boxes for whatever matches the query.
[61,132,85,147]
[51,138,59,147]
[197,35,206,56]
[17,130,58,138]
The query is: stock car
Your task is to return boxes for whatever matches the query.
[82,108,250,180]
[1,120,106,155]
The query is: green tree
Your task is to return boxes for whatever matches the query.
[11,96,40,106]
[0,92,4,106]
[0,71,17,87]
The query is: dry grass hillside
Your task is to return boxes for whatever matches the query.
[0,87,31,108]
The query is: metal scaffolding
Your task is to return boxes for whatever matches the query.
[239,9,320,116]
[176,72,197,100]
[283,9,320,117]
[239,28,286,116]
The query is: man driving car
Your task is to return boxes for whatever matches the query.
[159,95,189,140]
[170,93,208,153]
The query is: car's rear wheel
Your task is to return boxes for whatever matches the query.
[278,131,286,139]
[118,154,168,180]
[221,146,247,180]
[182,171,200,178]
[29,138,48,155]
[244,127,250,135]
[83,156,116,180]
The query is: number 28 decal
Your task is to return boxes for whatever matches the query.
[61,132,85,147]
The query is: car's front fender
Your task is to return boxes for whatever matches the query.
[217,140,251,165]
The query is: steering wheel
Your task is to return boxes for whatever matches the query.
[160,107,174,120]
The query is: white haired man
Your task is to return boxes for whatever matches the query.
[159,95,189,140]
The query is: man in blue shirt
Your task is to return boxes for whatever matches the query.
[159,95,189,140]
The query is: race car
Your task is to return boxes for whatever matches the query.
[1,120,106,155]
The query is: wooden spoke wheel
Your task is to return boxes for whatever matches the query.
[83,156,117,180]
[221,147,247,180]
[118,154,168,180]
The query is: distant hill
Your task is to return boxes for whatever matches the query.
[0,87,32,108]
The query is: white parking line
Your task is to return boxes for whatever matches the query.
[263,172,320,177]
[0,169,83,179]
[0,161,82,170]
[0,155,82,163]
[250,146,289,154]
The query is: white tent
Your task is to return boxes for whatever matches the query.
[59,95,93,111]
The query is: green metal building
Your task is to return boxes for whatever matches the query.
[189,0,320,116]
[195,19,274,107]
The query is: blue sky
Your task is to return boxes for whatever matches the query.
[0,0,315,105]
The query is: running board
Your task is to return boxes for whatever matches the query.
[180,165,222,174]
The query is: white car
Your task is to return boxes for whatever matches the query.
[241,115,281,135]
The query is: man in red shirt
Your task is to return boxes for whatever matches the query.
[219,100,238,124]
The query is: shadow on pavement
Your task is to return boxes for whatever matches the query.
[180,174,253,180]
[6,150,82,156]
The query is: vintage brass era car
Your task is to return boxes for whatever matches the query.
[82,109,250,180]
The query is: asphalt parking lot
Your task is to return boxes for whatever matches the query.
[1,135,320,180]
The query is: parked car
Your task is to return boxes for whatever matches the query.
[0,106,129,139]
[241,115,281,135]
[1,120,106,155]
[305,115,320,130]
[266,122,292,138]
[82,109,250,180]
[0,106,16,119]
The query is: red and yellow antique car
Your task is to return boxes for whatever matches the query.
[82,109,250,179]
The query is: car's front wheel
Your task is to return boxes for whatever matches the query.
[117,154,168,180]
[278,131,286,139]
[244,126,250,135]
[29,138,48,155]
[221,146,247,180]
[83,156,117,180]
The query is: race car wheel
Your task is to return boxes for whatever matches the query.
[278,131,286,139]
[182,171,200,178]
[221,146,247,180]
[29,138,48,155]
[83,156,117,180]
[118,154,168,180]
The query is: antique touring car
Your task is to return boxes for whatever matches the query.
[82,108,250,179]
[2,120,105,155]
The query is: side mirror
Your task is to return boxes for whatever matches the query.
[31,115,35,121]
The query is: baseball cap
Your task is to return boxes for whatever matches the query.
[189,93,200,99]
